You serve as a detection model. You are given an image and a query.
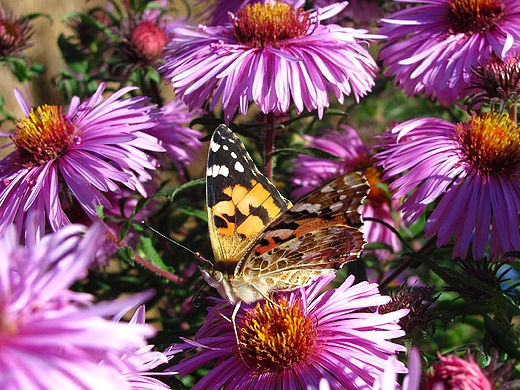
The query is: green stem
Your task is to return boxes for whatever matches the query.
[264,113,276,181]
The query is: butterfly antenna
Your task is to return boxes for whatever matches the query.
[141,220,210,264]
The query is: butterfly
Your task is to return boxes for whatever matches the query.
[200,124,370,308]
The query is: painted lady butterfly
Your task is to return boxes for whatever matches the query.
[200,125,370,306]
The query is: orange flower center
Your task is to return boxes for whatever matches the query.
[233,2,310,49]
[13,105,79,166]
[238,297,319,373]
[448,0,504,35]
[455,112,520,176]
[363,166,389,206]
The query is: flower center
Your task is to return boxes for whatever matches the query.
[455,112,520,176]
[13,105,78,165]
[448,0,505,35]
[364,166,388,206]
[0,18,21,50]
[232,2,311,49]
[238,297,318,373]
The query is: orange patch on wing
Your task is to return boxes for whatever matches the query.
[237,214,265,237]
[235,181,272,215]
[253,237,279,255]
[217,221,236,237]
[212,200,236,218]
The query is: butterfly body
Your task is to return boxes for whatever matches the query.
[202,125,369,305]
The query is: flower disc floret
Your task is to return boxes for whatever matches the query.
[448,0,505,34]
[233,3,310,48]
[239,297,319,372]
[13,105,78,165]
[456,112,520,176]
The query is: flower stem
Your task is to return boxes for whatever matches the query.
[508,102,517,124]
[264,113,276,181]
[105,223,185,284]
[380,235,437,288]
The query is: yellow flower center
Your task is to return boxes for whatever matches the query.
[448,0,504,35]
[238,297,319,374]
[233,2,311,49]
[455,112,520,176]
[13,105,79,166]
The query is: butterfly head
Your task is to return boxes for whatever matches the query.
[199,263,239,305]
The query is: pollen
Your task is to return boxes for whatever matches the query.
[238,297,319,373]
[448,0,505,35]
[455,112,520,176]
[13,105,78,165]
[232,2,311,49]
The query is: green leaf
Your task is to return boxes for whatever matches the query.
[95,205,105,220]
[176,206,208,222]
[271,147,344,161]
[407,251,520,316]
[141,236,171,272]
[116,245,134,265]
[158,178,206,201]
[119,197,151,241]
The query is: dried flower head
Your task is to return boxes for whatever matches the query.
[0,8,33,58]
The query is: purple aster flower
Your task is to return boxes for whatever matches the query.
[378,0,520,104]
[162,2,382,123]
[373,112,520,260]
[165,274,408,389]
[115,305,173,390]
[374,347,422,390]
[146,97,203,181]
[291,125,402,259]
[0,223,159,390]
[0,83,164,237]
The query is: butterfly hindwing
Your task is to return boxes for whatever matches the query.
[236,172,369,283]
[206,125,292,266]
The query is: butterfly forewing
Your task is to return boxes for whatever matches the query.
[206,125,291,265]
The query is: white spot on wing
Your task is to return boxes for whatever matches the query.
[234,161,244,172]
[209,165,230,177]
[210,140,221,152]
[330,202,343,211]
[339,195,347,201]
[219,165,230,177]
[223,145,229,150]
[291,202,322,213]
[320,186,335,193]
[231,152,237,159]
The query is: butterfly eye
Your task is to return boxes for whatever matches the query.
[213,270,224,283]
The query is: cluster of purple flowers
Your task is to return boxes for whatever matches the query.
[0,0,519,389]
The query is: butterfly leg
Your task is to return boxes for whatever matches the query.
[230,301,252,368]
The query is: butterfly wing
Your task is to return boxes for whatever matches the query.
[206,125,292,268]
[236,172,369,293]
